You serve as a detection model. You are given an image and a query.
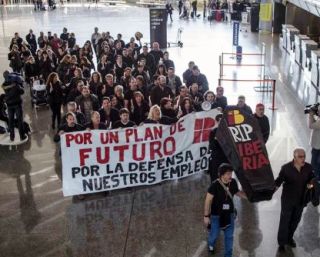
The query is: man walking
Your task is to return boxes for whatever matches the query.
[253,103,270,143]
[275,148,314,252]
[204,163,246,256]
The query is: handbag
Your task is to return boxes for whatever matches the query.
[303,178,319,207]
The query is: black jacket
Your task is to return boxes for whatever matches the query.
[275,161,314,206]
[138,53,156,74]
[8,51,22,71]
[46,81,64,105]
[54,123,84,142]
[61,112,86,126]
[26,34,37,52]
[24,62,40,79]
[150,85,174,106]
[144,115,178,125]
[186,74,209,94]
[112,120,136,129]
[166,75,182,96]
[161,108,177,119]
[131,101,149,125]
[209,128,229,178]
[99,107,120,124]
[303,178,320,207]
[85,122,108,130]
[216,96,228,110]
[182,69,193,83]
[2,81,24,107]
[149,50,163,67]
[75,94,100,114]
[254,114,270,143]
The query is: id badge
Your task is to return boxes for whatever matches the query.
[222,204,230,210]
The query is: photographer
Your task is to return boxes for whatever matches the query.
[308,107,320,181]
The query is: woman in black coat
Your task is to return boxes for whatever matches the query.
[8,44,22,73]
[39,51,54,81]
[46,72,64,129]
[24,56,39,84]
[131,91,149,125]
[89,72,102,96]
[180,97,195,117]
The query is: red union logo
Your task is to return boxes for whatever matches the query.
[193,118,215,143]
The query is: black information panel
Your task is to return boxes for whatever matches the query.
[150,8,167,48]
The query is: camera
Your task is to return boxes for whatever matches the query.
[304,103,320,115]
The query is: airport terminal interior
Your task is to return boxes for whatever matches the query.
[0,0,320,256]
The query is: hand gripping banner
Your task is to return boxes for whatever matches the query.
[61,110,220,196]
[216,107,275,202]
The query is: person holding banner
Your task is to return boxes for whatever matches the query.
[99,97,120,128]
[54,112,84,143]
[85,111,108,130]
[75,85,100,123]
[144,105,178,125]
[112,108,136,129]
[204,163,247,256]
[61,102,86,126]
[275,148,315,252]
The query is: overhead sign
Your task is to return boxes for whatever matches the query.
[233,21,240,46]
[150,8,167,48]
[260,3,273,22]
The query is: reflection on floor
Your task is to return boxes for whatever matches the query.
[0,4,319,257]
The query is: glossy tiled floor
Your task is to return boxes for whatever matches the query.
[0,4,319,257]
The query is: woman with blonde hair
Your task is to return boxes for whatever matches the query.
[144,104,177,125]
[114,85,125,109]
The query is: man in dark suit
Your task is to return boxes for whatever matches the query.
[26,29,37,54]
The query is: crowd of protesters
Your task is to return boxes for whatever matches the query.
[2,26,271,145]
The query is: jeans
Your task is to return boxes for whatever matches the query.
[208,214,235,257]
[8,104,24,140]
[311,148,320,180]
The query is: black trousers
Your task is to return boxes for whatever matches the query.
[277,201,304,246]
[50,103,61,127]
[8,105,24,140]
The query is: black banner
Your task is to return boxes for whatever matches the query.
[216,107,275,202]
[150,8,167,48]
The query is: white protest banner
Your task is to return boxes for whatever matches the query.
[61,109,220,196]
